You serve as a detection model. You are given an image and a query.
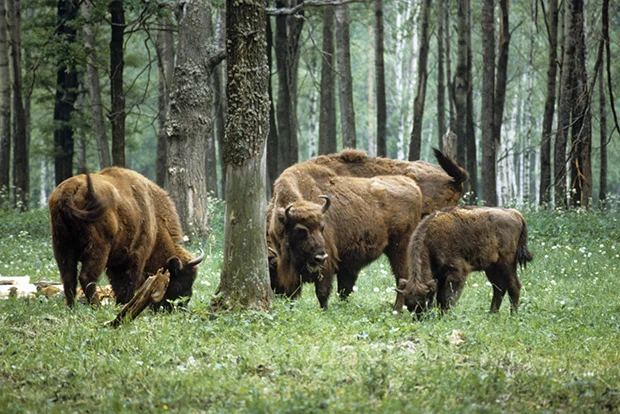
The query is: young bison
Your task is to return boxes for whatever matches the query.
[398,207,533,316]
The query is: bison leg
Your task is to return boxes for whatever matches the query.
[315,273,335,309]
[385,241,411,313]
[485,264,521,313]
[336,267,359,300]
[436,270,466,311]
[56,249,79,307]
[506,264,522,314]
[78,254,109,307]
[107,264,146,305]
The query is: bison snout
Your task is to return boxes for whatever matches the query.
[314,253,328,263]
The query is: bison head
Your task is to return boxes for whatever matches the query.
[152,249,205,311]
[274,196,331,292]
[398,278,437,315]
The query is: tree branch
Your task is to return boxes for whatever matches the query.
[266,0,366,16]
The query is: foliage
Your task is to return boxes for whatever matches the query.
[1,205,619,412]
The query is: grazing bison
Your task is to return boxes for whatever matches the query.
[397,206,533,316]
[270,175,423,309]
[48,167,204,309]
[267,148,468,309]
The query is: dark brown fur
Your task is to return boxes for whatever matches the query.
[48,167,204,309]
[398,206,533,316]
[267,149,468,309]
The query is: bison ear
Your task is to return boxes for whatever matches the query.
[166,256,183,273]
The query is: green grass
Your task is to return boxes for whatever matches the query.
[1,205,619,413]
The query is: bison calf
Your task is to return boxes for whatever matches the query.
[398,207,533,316]
[48,167,204,309]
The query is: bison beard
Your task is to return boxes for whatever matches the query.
[48,167,204,308]
[268,148,467,310]
[398,206,533,317]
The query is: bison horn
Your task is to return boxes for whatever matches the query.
[284,203,294,221]
[318,195,331,213]
[268,247,278,257]
[187,248,205,267]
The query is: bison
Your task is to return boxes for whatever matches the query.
[397,206,533,316]
[48,167,204,309]
[267,148,468,309]
[270,175,423,309]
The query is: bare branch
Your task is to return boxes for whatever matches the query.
[266,0,366,16]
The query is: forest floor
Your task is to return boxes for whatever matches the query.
[1,203,619,413]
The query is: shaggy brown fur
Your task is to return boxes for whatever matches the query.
[48,167,204,309]
[267,148,467,309]
[398,206,533,316]
[270,174,422,309]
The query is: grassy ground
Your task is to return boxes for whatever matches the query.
[1,204,619,413]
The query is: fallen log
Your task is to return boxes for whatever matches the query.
[106,269,170,327]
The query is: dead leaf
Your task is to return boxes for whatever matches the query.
[448,329,466,345]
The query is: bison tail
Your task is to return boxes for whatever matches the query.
[432,147,468,184]
[61,172,108,223]
[516,218,534,269]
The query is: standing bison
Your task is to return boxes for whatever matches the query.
[268,148,468,309]
[398,206,533,316]
[48,167,204,309]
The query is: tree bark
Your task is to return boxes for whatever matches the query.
[598,14,607,204]
[408,0,432,161]
[539,0,558,206]
[554,0,577,209]
[493,0,510,145]
[318,6,337,155]
[7,0,27,210]
[274,0,303,172]
[569,0,591,208]
[82,1,110,171]
[374,0,386,157]
[436,0,446,148]
[155,15,174,187]
[213,0,271,311]
[480,0,497,206]
[0,0,10,194]
[465,0,476,199]
[164,0,216,237]
[335,4,356,148]
[454,0,468,170]
[445,0,455,130]
[109,0,125,167]
[367,30,375,158]
[265,3,278,194]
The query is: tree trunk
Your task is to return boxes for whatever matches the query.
[598,29,607,204]
[265,3,278,194]
[480,0,497,206]
[82,1,110,171]
[569,0,591,208]
[374,0,386,157]
[367,30,375,158]
[554,0,576,209]
[454,0,468,170]
[408,0,432,161]
[53,0,79,185]
[539,0,558,206]
[493,0,510,145]
[445,0,455,130]
[155,15,174,187]
[214,7,227,199]
[335,4,356,149]
[465,0,477,198]
[0,0,10,194]
[318,6,337,156]
[275,0,303,172]
[164,0,217,237]
[7,0,27,210]
[109,0,125,167]
[213,0,271,311]
[436,0,446,147]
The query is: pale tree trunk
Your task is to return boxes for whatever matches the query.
[408,0,431,161]
[318,6,336,155]
[155,15,174,187]
[82,1,110,171]
[493,0,510,145]
[214,7,227,199]
[540,0,558,205]
[436,0,446,148]
[7,0,27,210]
[307,53,319,158]
[374,0,386,157]
[266,5,278,192]
[465,0,476,198]
[213,0,271,311]
[335,4,356,148]
[569,0,591,208]
[554,0,576,209]
[165,0,222,237]
[109,0,125,167]
[0,0,10,194]
[367,26,375,158]
[394,2,416,160]
[445,1,455,129]
[454,0,468,170]
[598,41,607,204]
[275,0,303,172]
[480,0,497,206]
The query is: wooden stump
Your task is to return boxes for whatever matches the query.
[106,269,170,327]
